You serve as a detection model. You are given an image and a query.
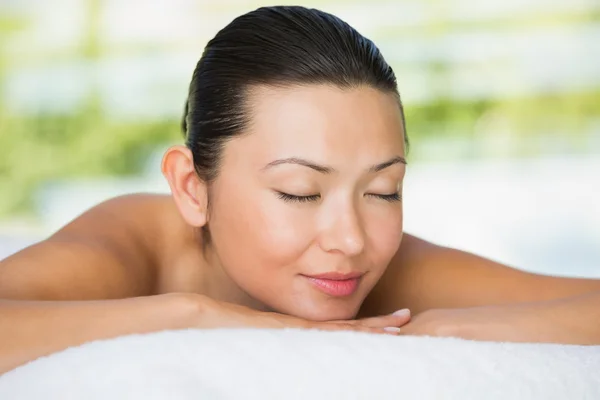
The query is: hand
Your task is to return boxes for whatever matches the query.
[398,306,530,342]
[299,309,412,335]
[194,294,411,335]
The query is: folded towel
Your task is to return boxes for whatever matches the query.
[1,329,598,400]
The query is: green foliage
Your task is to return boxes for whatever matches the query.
[1,2,599,218]
[2,90,598,217]
[0,101,180,216]
[404,91,600,139]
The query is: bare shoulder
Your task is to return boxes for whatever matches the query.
[360,233,436,315]
[56,193,186,252]
[51,193,183,264]
[361,233,600,316]
[0,193,194,300]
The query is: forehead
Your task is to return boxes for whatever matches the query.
[227,84,405,168]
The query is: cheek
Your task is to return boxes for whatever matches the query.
[366,208,404,264]
[209,187,313,271]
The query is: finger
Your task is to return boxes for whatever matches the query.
[331,309,411,327]
[395,323,422,336]
[354,325,401,335]
[357,309,411,328]
[317,323,401,336]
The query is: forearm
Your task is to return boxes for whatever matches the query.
[476,290,600,345]
[0,293,201,374]
[525,290,600,345]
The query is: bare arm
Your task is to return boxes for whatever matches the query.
[0,292,410,374]
[513,290,600,344]
[399,284,600,345]
[364,234,600,315]
[0,293,202,374]
[0,194,166,301]
[0,194,184,373]
[0,194,407,373]
[362,234,600,344]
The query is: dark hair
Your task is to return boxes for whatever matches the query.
[183,5,407,182]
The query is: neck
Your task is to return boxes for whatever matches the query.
[201,241,271,313]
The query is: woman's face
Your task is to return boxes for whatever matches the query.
[207,84,406,321]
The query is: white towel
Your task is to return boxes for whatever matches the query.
[1,329,598,400]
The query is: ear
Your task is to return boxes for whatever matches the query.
[161,145,209,227]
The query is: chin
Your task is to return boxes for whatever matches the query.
[281,300,361,322]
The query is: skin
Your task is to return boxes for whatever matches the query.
[1,84,599,373]
[174,85,407,321]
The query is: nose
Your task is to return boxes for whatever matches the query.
[318,200,366,256]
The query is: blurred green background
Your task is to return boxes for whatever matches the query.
[1,0,599,218]
[1,0,599,276]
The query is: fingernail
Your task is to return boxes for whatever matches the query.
[392,308,410,317]
[383,327,401,333]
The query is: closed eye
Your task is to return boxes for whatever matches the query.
[368,193,402,202]
[276,192,402,203]
[276,192,320,203]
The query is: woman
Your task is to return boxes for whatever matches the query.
[0,6,599,374]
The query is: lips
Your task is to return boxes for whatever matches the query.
[302,271,364,297]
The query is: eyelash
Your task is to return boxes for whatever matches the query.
[376,192,402,202]
[276,192,402,203]
[276,192,320,203]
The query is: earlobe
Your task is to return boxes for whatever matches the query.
[161,145,209,227]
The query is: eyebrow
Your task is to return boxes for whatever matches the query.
[261,156,407,174]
